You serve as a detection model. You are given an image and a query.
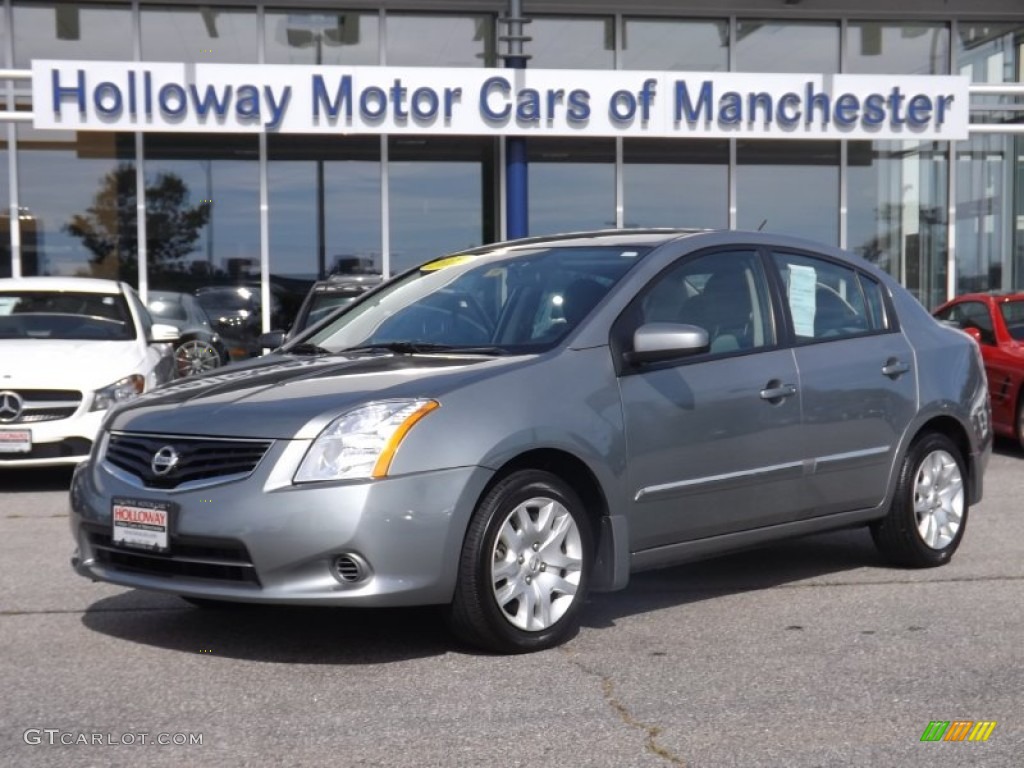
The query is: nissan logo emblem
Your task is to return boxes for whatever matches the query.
[151,445,180,476]
[0,391,24,423]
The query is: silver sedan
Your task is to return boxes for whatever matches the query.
[70,229,991,653]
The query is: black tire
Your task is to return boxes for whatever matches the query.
[1016,390,1024,452]
[448,470,594,654]
[871,432,969,568]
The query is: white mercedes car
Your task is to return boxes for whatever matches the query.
[0,277,178,467]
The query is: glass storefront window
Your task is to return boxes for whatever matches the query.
[846,22,949,75]
[528,138,614,235]
[0,143,9,277]
[265,10,379,65]
[529,17,614,70]
[848,141,949,309]
[621,18,727,71]
[268,135,381,281]
[956,22,1024,293]
[735,20,839,74]
[142,134,260,294]
[13,2,133,106]
[386,14,495,67]
[623,140,728,229]
[388,137,494,274]
[16,126,135,280]
[737,141,839,246]
[141,6,257,63]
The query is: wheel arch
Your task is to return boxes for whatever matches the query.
[480,448,628,592]
[901,414,976,502]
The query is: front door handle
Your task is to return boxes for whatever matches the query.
[882,358,910,378]
[760,382,797,402]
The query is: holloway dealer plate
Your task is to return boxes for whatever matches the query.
[0,429,31,453]
[111,497,177,553]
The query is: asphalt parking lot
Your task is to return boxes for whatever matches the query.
[2,443,1021,768]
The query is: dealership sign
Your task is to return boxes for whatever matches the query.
[32,61,970,140]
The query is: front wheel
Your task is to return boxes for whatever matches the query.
[448,470,593,654]
[174,339,223,378]
[871,433,968,568]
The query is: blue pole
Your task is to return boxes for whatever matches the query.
[503,2,529,241]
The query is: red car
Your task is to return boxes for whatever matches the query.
[934,292,1024,448]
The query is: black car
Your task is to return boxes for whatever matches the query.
[294,273,384,333]
[146,291,230,377]
[194,285,290,361]
[259,273,383,348]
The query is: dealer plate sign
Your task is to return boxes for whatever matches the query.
[112,497,175,552]
[0,429,31,453]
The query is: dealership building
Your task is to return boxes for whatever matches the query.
[1,0,1022,328]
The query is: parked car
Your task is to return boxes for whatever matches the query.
[933,291,1024,448]
[260,272,384,347]
[194,285,271,361]
[0,277,177,467]
[70,230,991,653]
[146,291,230,378]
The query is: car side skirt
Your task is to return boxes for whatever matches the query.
[629,505,885,575]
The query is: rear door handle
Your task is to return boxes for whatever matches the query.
[882,358,910,378]
[760,382,797,402]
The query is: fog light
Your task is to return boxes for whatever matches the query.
[330,553,370,584]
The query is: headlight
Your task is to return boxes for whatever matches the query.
[294,399,440,483]
[90,374,145,412]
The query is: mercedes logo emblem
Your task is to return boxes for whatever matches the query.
[151,445,180,476]
[0,391,24,423]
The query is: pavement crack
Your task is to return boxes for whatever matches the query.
[564,654,686,767]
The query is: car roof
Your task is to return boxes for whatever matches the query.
[940,291,1024,305]
[0,276,124,294]
[477,228,708,252]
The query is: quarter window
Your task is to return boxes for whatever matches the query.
[772,252,879,342]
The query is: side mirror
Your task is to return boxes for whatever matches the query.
[961,326,982,344]
[627,323,709,365]
[258,330,286,350]
[149,323,180,344]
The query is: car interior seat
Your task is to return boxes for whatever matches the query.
[685,267,753,353]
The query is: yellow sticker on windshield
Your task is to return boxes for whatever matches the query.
[420,255,477,272]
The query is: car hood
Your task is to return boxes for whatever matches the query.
[107,352,515,439]
[0,339,145,391]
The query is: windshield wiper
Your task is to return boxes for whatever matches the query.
[341,341,506,356]
[286,342,333,356]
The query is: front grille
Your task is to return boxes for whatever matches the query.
[0,389,81,425]
[86,527,259,585]
[104,432,272,489]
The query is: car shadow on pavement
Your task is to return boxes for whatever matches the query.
[81,597,456,663]
[2,466,75,492]
[582,526,887,630]
[80,527,885,662]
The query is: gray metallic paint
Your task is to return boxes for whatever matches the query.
[71,230,992,604]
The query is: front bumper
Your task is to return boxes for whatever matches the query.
[0,409,103,467]
[69,441,495,607]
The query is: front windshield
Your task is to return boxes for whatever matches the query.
[0,291,135,341]
[196,288,257,312]
[304,244,650,354]
[1000,299,1024,341]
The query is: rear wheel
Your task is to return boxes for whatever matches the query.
[448,470,593,653]
[1016,391,1024,451]
[871,433,968,567]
